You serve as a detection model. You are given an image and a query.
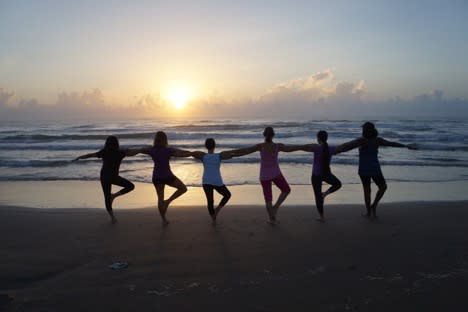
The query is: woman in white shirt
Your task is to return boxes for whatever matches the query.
[192,138,244,222]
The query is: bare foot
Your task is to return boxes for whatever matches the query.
[315,218,326,223]
[267,216,279,225]
[111,216,118,224]
[162,219,170,226]
[361,213,371,218]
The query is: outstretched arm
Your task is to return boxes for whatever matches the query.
[136,146,152,155]
[278,143,307,153]
[73,152,99,161]
[191,151,205,161]
[335,138,365,154]
[378,137,415,149]
[280,143,319,153]
[219,150,234,160]
[227,144,261,158]
[172,148,194,158]
[125,148,143,157]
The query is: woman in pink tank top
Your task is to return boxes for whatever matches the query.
[233,127,302,224]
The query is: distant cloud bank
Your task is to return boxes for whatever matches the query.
[1,69,467,120]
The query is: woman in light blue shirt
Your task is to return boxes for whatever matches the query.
[192,138,245,223]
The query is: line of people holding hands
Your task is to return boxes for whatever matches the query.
[74,122,416,225]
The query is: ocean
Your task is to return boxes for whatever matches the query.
[1,119,467,190]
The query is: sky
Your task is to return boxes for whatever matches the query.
[1,0,468,120]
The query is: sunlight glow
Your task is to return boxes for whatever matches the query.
[166,87,191,110]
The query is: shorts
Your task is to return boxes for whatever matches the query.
[260,173,291,202]
[152,174,177,185]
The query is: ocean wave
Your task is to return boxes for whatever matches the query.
[1,175,467,185]
[2,138,468,153]
[2,155,468,169]
[0,159,74,168]
[169,121,306,131]
[5,130,466,148]
[0,132,157,142]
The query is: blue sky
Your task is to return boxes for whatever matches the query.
[1,0,467,119]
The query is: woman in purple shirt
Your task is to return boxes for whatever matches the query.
[139,131,192,225]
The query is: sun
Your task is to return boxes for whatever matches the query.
[166,87,191,110]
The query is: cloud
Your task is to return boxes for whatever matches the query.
[252,69,368,118]
[0,88,171,120]
[266,68,335,97]
[378,89,468,118]
[0,88,15,107]
[56,89,106,109]
[1,71,467,120]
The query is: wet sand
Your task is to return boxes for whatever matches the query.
[1,180,468,209]
[2,201,468,311]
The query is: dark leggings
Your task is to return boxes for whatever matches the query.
[101,176,135,212]
[311,173,342,214]
[202,184,231,215]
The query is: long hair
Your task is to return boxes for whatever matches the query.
[263,126,275,143]
[362,122,378,139]
[153,131,168,148]
[317,130,331,175]
[104,136,119,153]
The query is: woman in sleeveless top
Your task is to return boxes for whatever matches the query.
[342,122,416,219]
[73,136,138,224]
[138,131,193,225]
[233,127,303,224]
[192,138,248,223]
[299,130,352,222]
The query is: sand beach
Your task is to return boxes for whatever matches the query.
[2,199,468,311]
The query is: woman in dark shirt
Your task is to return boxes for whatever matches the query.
[342,122,415,219]
[74,136,138,223]
[138,131,192,225]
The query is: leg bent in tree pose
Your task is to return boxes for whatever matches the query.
[261,173,291,224]
[312,173,342,222]
[74,135,138,224]
[153,176,187,225]
[138,131,192,224]
[203,184,231,222]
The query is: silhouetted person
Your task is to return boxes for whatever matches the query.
[299,130,350,222]
[73,136,137,223]
[342,122,416,219]
[192,138,240,223]
[138,131,192,225]
[233,127,303,224]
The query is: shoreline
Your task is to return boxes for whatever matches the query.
[1,199,468,212]
[1,180,467,209]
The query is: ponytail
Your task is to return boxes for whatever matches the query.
[263,126,274,143]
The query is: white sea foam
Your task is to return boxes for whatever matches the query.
[1,119,467,185]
